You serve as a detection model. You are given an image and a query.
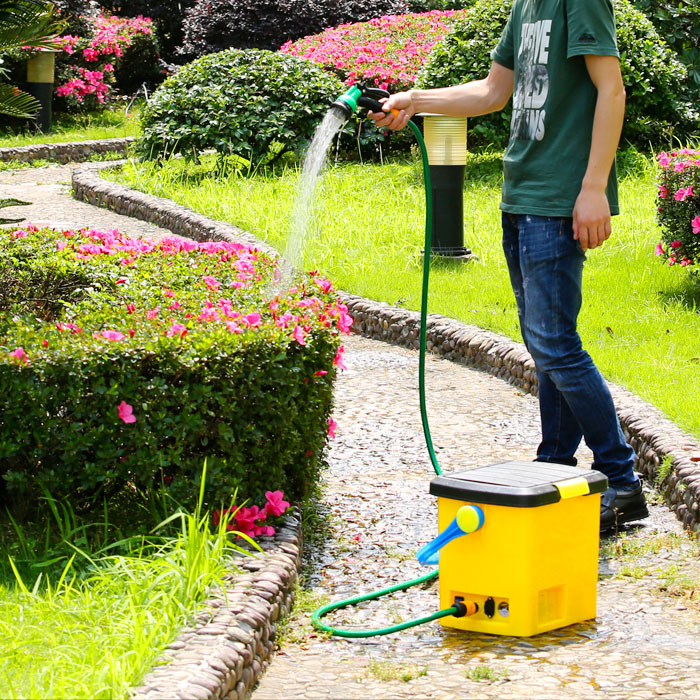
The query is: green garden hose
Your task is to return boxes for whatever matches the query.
[311,116,453,638]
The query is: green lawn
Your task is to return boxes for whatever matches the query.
[0,485,245,699]
[109,149,700,442]
[0,103,142,148]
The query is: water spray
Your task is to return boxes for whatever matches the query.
[311,86,606,640]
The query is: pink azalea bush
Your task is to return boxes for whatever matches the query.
[655,149,700,269]
[0,225,350,518]
[213,490,291,539]
[51,14,155,108]
[281,10,462,91]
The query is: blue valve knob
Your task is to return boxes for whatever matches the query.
[416,505,484,565]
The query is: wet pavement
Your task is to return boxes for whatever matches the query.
[252,334,700,700]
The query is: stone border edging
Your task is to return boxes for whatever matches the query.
[0,137,135,164]
[71,163,700,539]
[131,512,302,700]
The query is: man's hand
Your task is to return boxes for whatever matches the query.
[573,185,612,251]
[368,91,413,130]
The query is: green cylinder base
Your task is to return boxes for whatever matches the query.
[25,82,53,133]
[429,165,470,257]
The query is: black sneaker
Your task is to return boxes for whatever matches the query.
[600,482,649,533]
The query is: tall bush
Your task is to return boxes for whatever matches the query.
[100,0,196,65]
[137,49,346,164]
[0,225,348,518]
[654,149,700,270]
[631,0,700,92]
[418,0,696,149]
[178,0,409,58]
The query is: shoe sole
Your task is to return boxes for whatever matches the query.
[600,504,650,533]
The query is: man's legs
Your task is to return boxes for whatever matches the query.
[501,213,642,500]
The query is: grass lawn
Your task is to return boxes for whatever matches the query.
[0,102,142,148]
[110,148,700,441]
[0,487,245,699]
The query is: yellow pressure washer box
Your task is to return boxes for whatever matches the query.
[430,460,607,637]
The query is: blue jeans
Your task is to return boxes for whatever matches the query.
[501,213,637,488]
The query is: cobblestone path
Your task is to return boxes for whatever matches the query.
[252,334,700,700]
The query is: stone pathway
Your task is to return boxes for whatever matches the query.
[252,335,700,700]
[0,165,171,241]
[3,163,700,699]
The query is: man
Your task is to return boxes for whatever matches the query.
[370,0,648,532]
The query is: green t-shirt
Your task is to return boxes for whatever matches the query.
[491,0,620,217]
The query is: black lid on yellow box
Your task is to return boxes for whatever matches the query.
[429,460,608,508]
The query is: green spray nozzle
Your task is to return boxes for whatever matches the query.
[416,505,484,566]
[330,84,396,120]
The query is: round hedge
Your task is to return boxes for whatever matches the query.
[137,49,346,164]
[418,0,696,149]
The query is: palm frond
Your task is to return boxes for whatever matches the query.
[0,83,39,118]
[0,0,65,52]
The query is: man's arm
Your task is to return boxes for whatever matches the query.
[370,61,514,131]
[573,54,626,251]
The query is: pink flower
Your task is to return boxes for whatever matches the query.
[264,490,290,517]
[337,310,353,332]
[126,303,136,314]
[328,416,338,439]
[202,275,220,290]
[118,401,136,424]
[242,312,262,328]
[94,330,126,341]
[146,306,159,319]
[692,216,700,235]
[670,240,682,249]
[315,277,334,293]
[680,258,693,267]
[674,186,694,202]
[8,347,29,365]
[654,242,665,256]
[292,324,307,345]
[165,322,188,338]
[657,185,668,199]
[115,277,127,284]
[314,370,328,377]
[333,344,347,371]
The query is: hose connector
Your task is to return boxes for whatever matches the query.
[416,505,484,565]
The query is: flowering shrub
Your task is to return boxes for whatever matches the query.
[214,490,291,539]
[53,13,157,108]
[654,149,700,270]
[101,0,197,64]
[281,11,462,91]
[0,225,349,519]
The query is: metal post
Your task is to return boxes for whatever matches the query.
[422,114,471,260]
[26,49,57,132]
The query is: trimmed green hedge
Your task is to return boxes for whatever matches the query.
[137,48,346,165]
[0,226,347,518]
